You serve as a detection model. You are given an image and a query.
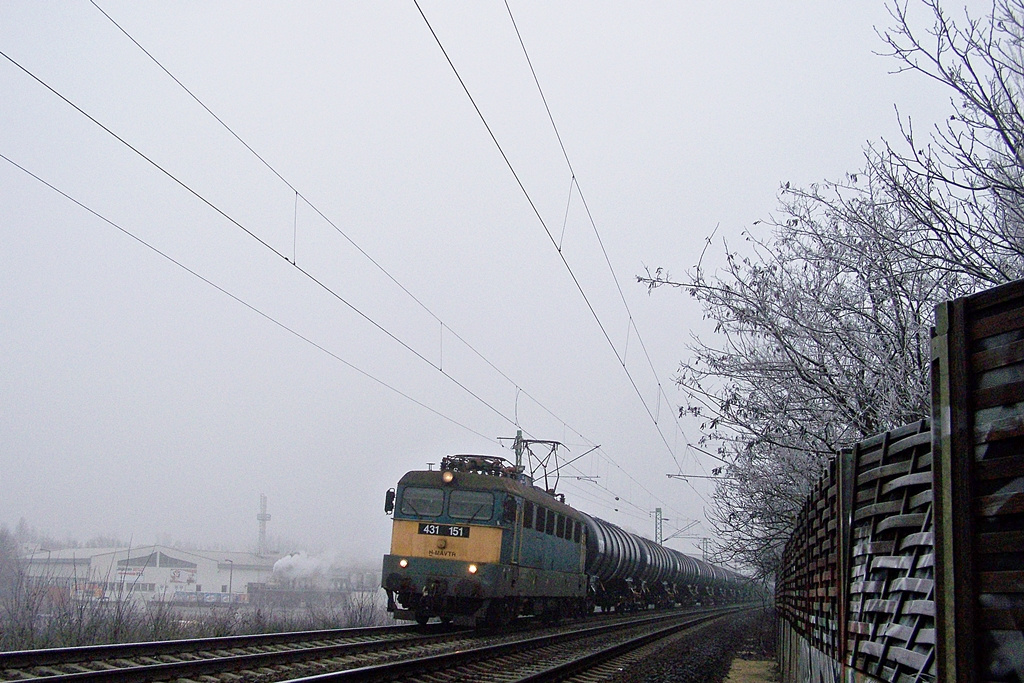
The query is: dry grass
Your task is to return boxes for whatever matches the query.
[0,572,387,651]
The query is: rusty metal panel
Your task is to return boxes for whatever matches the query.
[932,279,1024,683]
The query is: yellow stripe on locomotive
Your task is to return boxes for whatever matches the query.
[389,519,502,563]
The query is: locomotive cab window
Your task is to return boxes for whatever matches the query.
[573,521,581,543]
[546,510,556,535]
[448,490,494,521]
[556,515,565,538]
[399,487,443,517]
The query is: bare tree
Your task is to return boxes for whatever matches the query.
[642,0,1024,579]
[871,0,1024,283]
[642,188,952,577]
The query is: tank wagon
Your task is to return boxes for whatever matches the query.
[381,454,754,627]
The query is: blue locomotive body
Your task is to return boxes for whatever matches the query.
[381,455,753,627]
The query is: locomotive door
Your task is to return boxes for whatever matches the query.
[512,496,523,564]
[579,526,587,573]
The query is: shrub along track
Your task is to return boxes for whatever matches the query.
[0,606,749,682]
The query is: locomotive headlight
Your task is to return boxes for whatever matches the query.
[442,471,454,483]
[467,564,478,574]
[399,558,408,568]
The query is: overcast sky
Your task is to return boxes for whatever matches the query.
[0,1,977,564]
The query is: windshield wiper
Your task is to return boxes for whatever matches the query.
[462,503,489,525]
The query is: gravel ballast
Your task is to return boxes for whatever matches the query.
[605,606,777,683]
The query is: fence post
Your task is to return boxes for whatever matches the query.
[931,297,977,683]
[836,446,855,670]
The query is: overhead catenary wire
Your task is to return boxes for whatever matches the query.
[3,30,682,526]
[86,1,575,451]
[87,0,554,428]
[0,46,518,434]
[84,3,698,523]
[10,8,704,528]
[411,1,716,511]
[413,1,714,485]
[502,0,721,474]
[0,151,495,444]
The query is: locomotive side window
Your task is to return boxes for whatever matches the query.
[556,515,565,538]
[502,496,517,523]
[449,490,494,521]
[546,510,556,535]
[523,500,534,529]
[535,506,546,531]
[400,487,443,517]
[573,521,581,543]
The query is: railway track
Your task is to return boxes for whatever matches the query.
[0,623,465,682]
[278,605,744,682]
[0,606,746,682]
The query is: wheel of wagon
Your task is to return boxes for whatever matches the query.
[540,599,562,624]
[415,612,430,625]
[485,599,515,628]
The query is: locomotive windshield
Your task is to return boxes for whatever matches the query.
[399,487,443,517]
[448,490,494,521]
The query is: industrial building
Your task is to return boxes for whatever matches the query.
[17,497,380,607]
[20,545,278,605]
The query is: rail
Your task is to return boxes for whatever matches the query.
[278,606,745,683]
[0,623,464,682]
[0,606,735,682]
[0,623,422,670]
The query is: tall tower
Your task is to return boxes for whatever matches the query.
[257,493,271,556]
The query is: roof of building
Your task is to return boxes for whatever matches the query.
[21,544,280,568]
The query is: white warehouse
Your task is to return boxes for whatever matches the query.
[21,545,279,605]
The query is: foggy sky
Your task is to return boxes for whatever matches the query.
[0,1,974,563]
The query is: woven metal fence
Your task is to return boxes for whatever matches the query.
[778,421,935,683]
[778,278,1024,683]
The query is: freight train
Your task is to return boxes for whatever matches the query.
[381,454,756,627]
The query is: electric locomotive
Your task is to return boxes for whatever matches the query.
[381,454,753,627]
[381,454,587,626]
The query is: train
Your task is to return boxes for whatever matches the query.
[380,454,757,627]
